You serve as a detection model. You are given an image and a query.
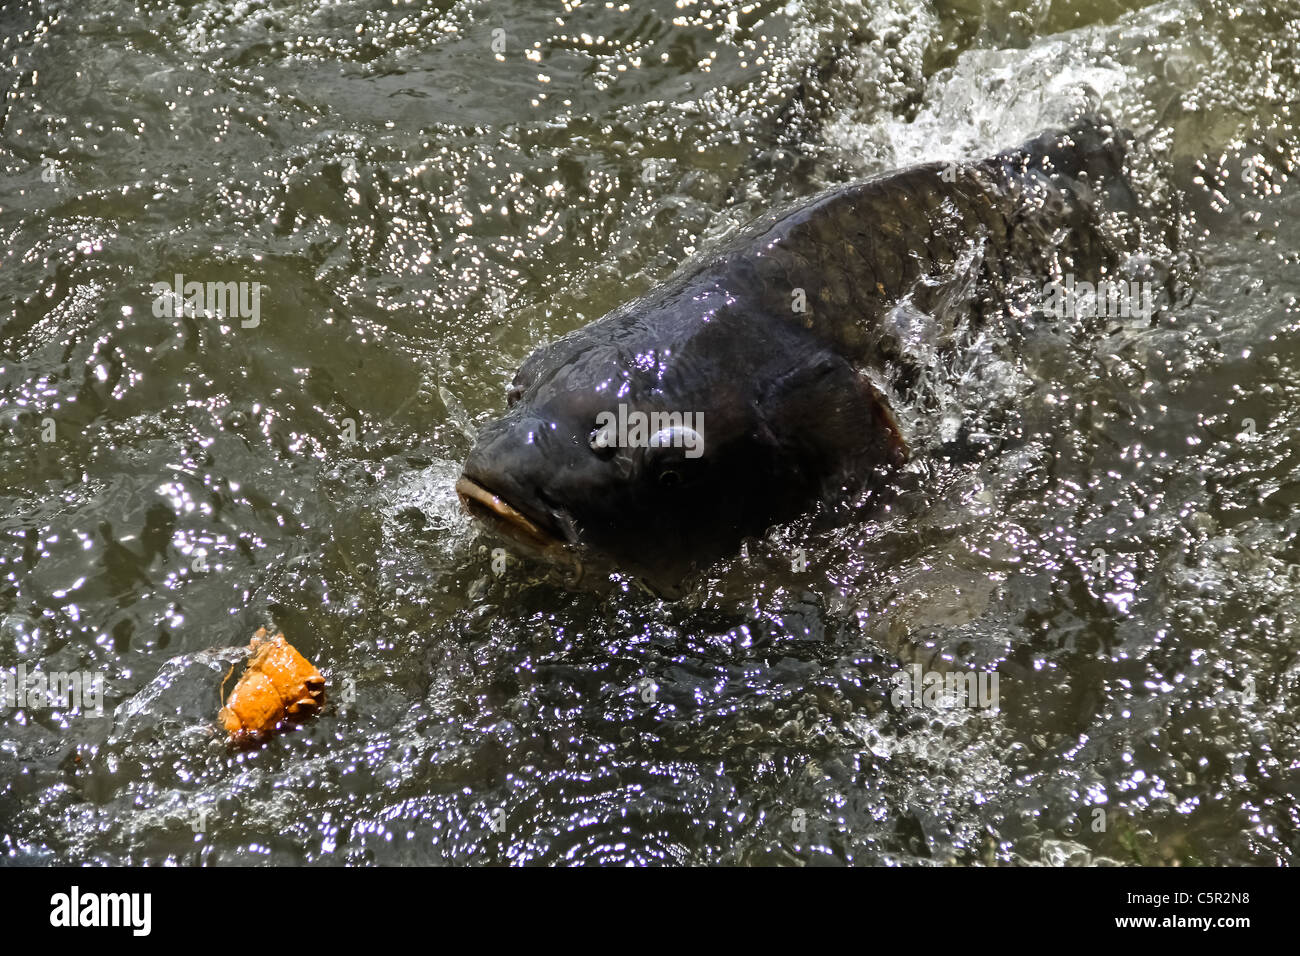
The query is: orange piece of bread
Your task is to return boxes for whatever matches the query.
[220,628,325,742]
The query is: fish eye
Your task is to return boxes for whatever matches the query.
[658,468,681,488]
[589,425,617,459]
[506,364,539,408]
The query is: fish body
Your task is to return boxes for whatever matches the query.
[458,118,1134,592]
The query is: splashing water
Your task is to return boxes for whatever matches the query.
[1,0,1298,865]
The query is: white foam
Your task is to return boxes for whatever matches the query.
[826,30,1131,172]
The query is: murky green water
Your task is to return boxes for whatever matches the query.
[1,0,1297,865]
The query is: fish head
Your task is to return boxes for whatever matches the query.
[458,290,906,593]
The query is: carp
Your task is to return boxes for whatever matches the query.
[458,117,1136,592]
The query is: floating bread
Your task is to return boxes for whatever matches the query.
[219,628,324,742]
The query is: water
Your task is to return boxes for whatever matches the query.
[1,0,1297,865]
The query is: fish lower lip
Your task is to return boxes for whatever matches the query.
[455,476,565,548]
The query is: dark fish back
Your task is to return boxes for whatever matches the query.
[707,116,1135,371]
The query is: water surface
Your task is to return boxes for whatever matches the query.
[1,0,1298,865]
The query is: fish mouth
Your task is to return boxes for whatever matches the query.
[455,475,570,552]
